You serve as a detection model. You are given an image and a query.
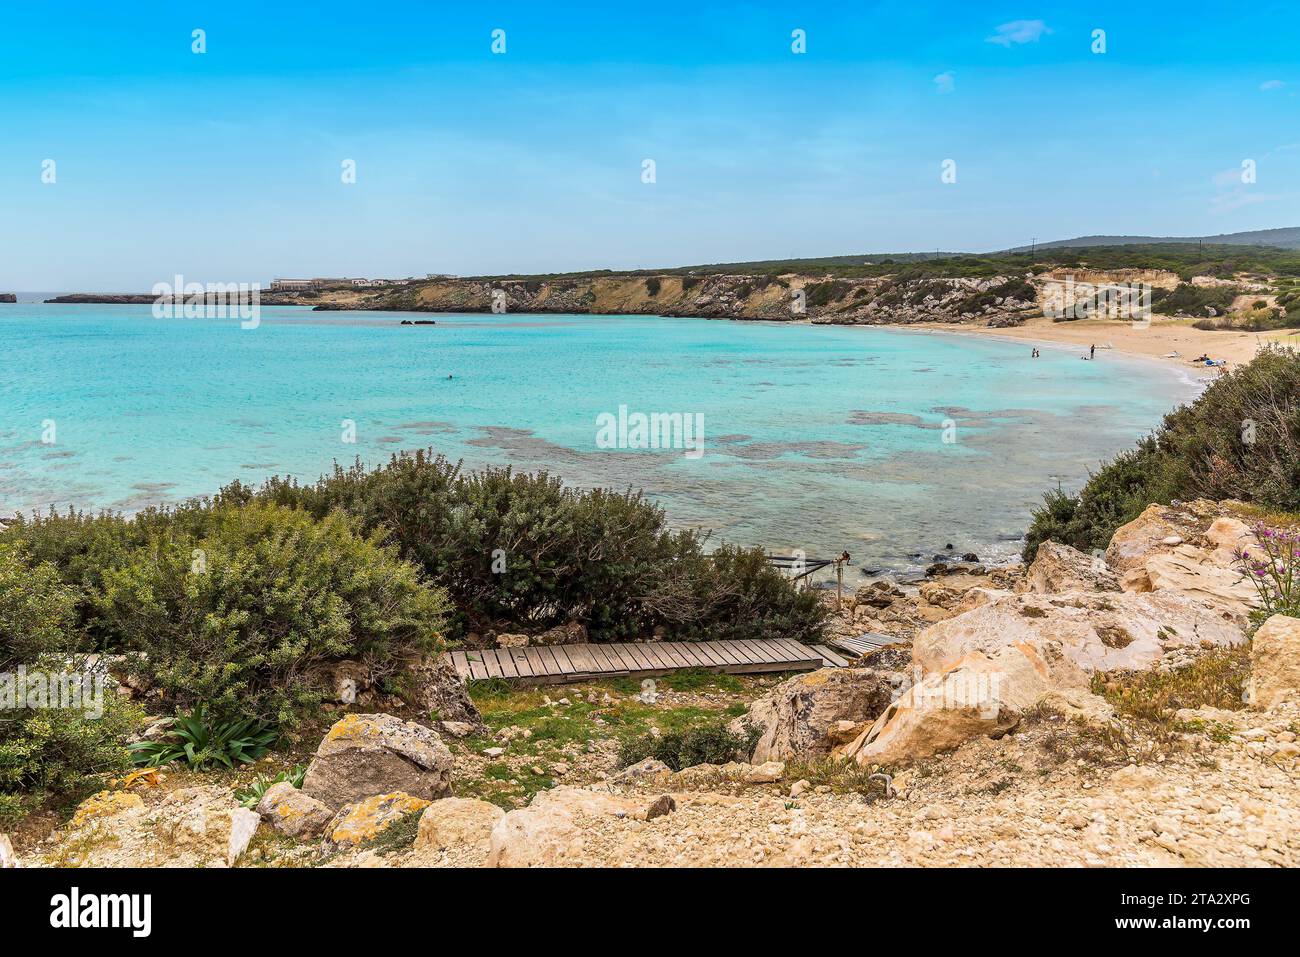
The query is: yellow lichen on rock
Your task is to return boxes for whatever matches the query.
[71,790,144,827]
[329,792,431,845]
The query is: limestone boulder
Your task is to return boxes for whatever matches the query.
[532,621,587,645]
[1105,503,1189,575]
[731,667,896,763]
[255,782,334,840]
[327,792,430,846]
[410,656,483,728]
[913,590,1245,676]
[854,580,905,609]
[954,586,1012,614]
[1104,504,1258,620]
[838,643,1062,766]
[486,788,661,867]
[45,786,258,867]
[0,834,16,868]
[1248,614,1300,710]
[301,713,453,809]
[1136,545,1258,617]
[1025,541,1120,594]
[1205,516,1256,564]
[611,757,672,785]
[415,797,504,855]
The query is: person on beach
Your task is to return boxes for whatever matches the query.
[1090,343,1095,359]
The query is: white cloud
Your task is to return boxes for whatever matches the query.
[933,71,955,94]
[1260,79,1286,91]
[986,20,1052,46]
[1210,191,1278,214]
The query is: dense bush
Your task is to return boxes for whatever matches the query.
[0,689,143,821]
[617,717,760,771]
[0,544,142,818]
[1152,282,1242,317]
[804,280,852,307]
[223,451,828,643]
[95,502,450,726]
[0,542,81,668]
[1024,346,1300,558]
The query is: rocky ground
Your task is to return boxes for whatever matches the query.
[7,498,1299,870]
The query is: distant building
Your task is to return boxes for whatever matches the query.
[270,278,315,291]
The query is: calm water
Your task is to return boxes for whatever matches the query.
[1,305,1200,575]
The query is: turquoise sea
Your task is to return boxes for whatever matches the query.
[1,305,1201,575]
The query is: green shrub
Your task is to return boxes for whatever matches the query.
[230,452,827,644]
[0,504,213,651]
[644,277,661,296]
[0,542,81,668]
[0,685,143,820]
[1024,346,1300,558]
[130,706,277,771]
[0,543,144,819]
[1152,282,1241,317]
[96,502,450,726]
[617,718,759,771]
[805,280,852,308]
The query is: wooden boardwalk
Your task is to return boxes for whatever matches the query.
[446,638,847,685]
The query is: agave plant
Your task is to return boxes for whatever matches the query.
[129,706,278,772]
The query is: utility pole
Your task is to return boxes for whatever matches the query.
[1030,237,1037,256]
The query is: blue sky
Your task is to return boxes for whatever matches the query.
[1,1,1298,290]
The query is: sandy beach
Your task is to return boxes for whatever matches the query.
[933,314,1298,370]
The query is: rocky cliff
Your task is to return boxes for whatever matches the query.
[295,273,1042,326]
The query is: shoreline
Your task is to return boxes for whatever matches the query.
[926,314,1294,370]
[24,295,1295,369]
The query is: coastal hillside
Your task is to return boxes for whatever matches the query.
[308,272,1042,325]
[249,242,1300,331]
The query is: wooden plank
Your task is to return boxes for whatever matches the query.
[644,643,682,669]
[548,645,577,677]
[718,640,760,664]
[465,651,490,681]
[692,642,732,668]
[754,638,813,665]
[655,642,690,668]
[479,649,504,679]
[621,643,660,671]
[562,644,597,675]
[676,642,716,669]
[536,646,565,677]
[505,646,534,678]
[584,643,618,673]
[659,642,695,668]
[730,639,770,663]
[449,651,469,678]
[771,638,824,665]
[811,644,850,668]
[605,644,644,673]
[703,641,744,666]
[521,646,552,678]
[629,647,670,670]
[495,647,519,679]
